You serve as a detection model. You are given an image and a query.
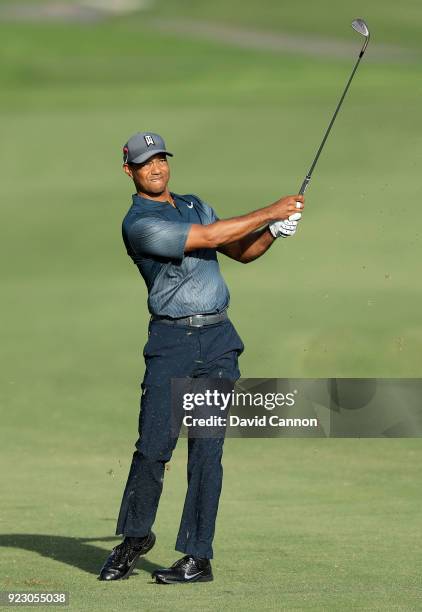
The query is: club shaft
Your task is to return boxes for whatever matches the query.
[299,51,365,195]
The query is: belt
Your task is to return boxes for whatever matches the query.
[151,310,228,327]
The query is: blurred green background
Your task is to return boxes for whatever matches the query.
[1,1,421,610]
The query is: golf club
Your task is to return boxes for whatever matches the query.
[289,18,370,221]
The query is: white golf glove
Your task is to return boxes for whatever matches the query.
[269,212,302,238]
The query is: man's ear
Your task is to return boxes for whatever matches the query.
[123,163,133,179]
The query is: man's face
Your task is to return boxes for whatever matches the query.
[124,153,170,195]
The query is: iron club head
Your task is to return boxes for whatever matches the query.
[351,18,370,54]
[351,18,370,37]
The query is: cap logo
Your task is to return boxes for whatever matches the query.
[123,146,129,163]
[144,135,155,147]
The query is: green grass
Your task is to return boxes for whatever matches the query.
[7,0,422,48]
[2,439,422,610]
[1,2,422,610]
[141,0,422,48]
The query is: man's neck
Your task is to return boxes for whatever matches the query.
[137,189,174,205]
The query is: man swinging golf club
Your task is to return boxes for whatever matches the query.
[99,16,370,586]
[98,130,304,584]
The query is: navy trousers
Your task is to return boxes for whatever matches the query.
[115,317,244,559]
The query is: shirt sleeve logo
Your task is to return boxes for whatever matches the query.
[144,135,155,147]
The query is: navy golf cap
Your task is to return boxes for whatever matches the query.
[123,132,173,165]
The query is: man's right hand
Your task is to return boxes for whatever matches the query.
[267,195,305,221]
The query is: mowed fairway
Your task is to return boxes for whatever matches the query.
[1,1,422,610]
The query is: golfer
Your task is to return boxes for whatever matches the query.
[99,131,304,584]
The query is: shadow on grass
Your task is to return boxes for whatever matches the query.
[0,534,162,576]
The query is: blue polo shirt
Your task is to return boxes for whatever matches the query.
[122,192,230,317]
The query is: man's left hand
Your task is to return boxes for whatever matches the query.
[269,217,300,238]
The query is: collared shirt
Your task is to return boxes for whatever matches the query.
[122,192,230,317]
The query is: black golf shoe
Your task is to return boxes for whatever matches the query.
[152,554,213,584]
[98,531,156,581]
